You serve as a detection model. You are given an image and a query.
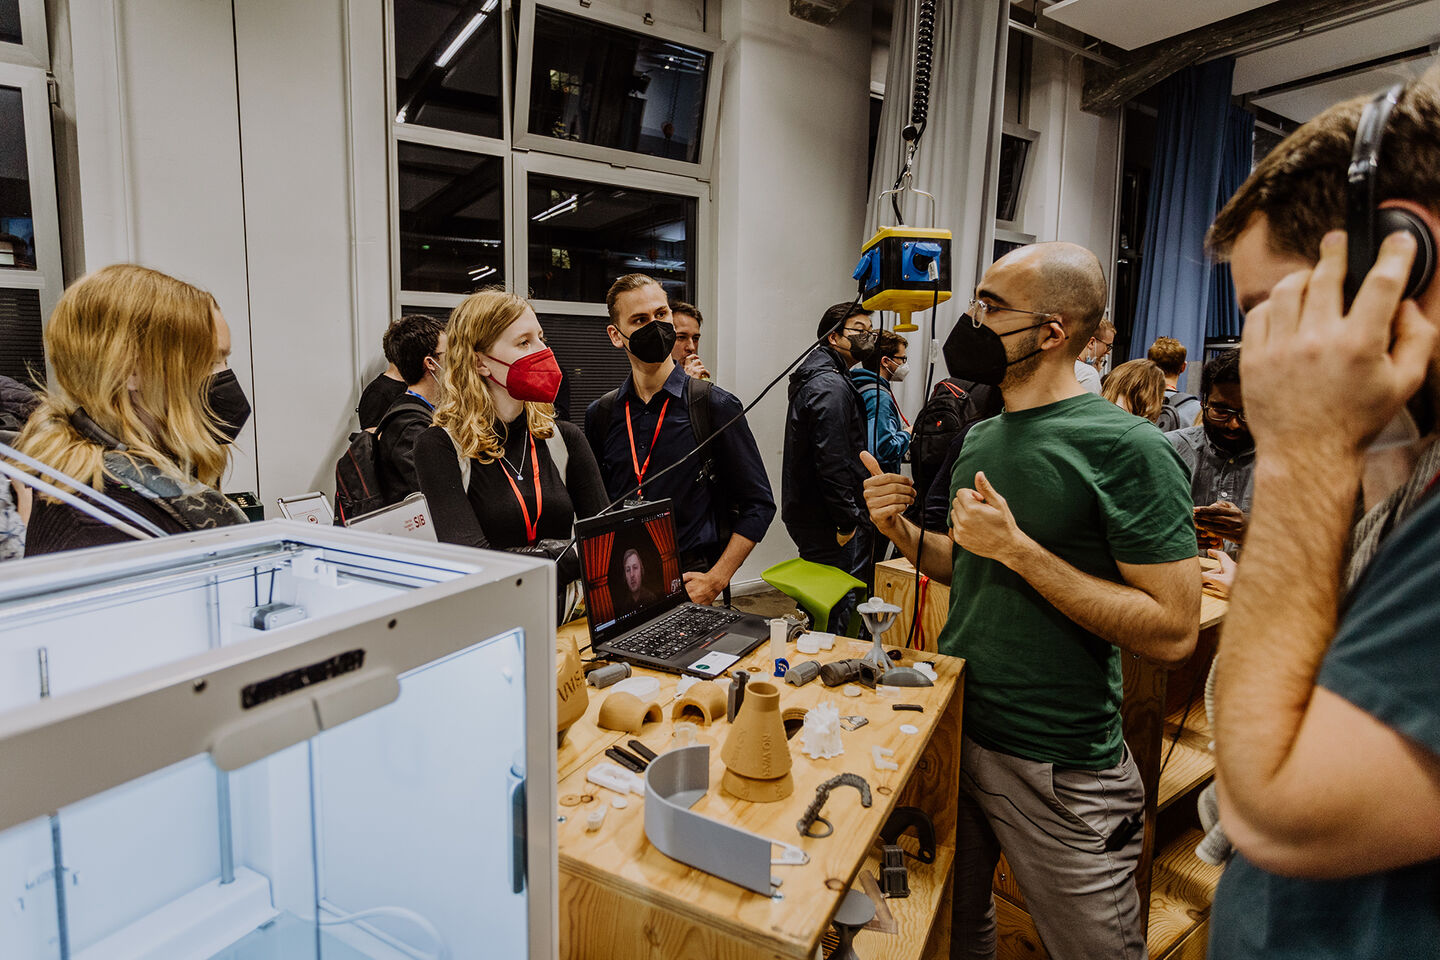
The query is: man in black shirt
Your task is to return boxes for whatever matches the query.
[358,315,430,430]
[585,274,775,606]
[377,315,447,504]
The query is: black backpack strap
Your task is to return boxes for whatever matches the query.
[590,388,621,453]
[687,377,713,449]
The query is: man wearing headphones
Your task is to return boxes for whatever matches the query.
[1203,66,1440,958]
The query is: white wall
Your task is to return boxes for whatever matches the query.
[714,0,875,582]
[1018,43,1123,290]
[63,0,391,508]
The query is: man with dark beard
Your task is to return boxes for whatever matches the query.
[1163,349,1253,551]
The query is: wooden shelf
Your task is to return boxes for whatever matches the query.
[853,842,956,960]
[1156,699,1214,812]
[1146,828,1224,960]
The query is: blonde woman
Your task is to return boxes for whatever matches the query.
[1101,358,1166,423]
[17,264,249,555]
[414,290,605,566]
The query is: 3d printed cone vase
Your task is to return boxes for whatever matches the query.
[721,681,794,802]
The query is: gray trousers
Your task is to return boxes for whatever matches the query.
[950,734,1147,960]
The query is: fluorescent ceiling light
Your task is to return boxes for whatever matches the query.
[468,265,497,280]
[395,105,408,124]
[482,0,499,11]
[532,194,580,222]
[436,13,486,68]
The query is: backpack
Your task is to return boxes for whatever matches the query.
[334,397,430,524]
[915,379,994,474]
[592,378,733,540]
[1155,391,1198,433]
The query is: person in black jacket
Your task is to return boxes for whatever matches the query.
[781,301,876,631]
[376,314,446,504]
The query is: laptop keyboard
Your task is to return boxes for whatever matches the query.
[608,606,744,661]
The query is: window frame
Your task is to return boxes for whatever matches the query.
[513,148,710,317]
[512,0,724,182]
[0,61,65,368]
[0,0,49,70]
[385,0,714,331]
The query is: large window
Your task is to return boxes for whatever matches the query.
[394,0,504,139]
[389,0,713,415]
[397,142,505,293]
[525,173,696,304]
[0,53,63,383]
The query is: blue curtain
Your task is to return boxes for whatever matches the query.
[1130,59,1239,390]
[1206,104,1255,340]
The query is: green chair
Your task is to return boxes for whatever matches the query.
[761,558,866,636]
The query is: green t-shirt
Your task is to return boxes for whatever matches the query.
[935,392,1196,769]
[1208,491,1440,960]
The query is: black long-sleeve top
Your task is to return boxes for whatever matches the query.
[414,416,607,550]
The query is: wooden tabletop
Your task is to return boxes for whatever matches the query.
[555,625,964,958]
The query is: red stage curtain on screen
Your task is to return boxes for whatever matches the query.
[644,517,681,594]
[583,531,616,624]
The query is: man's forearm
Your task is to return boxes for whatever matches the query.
[1004,538,1197,663]
[1215,451,1362,821]
[878,517,955,584]
[706,533,756,587]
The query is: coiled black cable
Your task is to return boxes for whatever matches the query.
[907,0,935,136]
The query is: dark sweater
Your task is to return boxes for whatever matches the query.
[357,373,407,430]
[24,482,187,556]
[414,417,607,551]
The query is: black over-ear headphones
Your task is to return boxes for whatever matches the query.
[1344,82,1437,309]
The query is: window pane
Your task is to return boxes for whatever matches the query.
[398,142,505,294]
[0,0,20,45]
[0,286,43,381]
[527,8,710,165]
[0,86,36,271]
[526,174,695,304]
[395,0,504,139]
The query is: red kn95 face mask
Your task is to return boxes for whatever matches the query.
[485,347,563,404]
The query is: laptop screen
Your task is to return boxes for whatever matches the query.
[575,499,686,645]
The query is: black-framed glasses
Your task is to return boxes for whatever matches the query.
[1203,403,1247,425]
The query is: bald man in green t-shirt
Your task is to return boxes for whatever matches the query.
[862,242,1200,960]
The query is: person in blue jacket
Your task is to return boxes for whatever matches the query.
[849,329,912,475]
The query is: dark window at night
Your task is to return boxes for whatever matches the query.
[526,173,695,304]
[395,0,504,140]
[398,142,505,293]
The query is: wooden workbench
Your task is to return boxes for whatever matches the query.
[555,620,966,960]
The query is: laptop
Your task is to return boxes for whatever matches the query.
[575,499,771,677]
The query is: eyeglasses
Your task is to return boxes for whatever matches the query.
[1203,403,1247,425]
[966,299,1054,324]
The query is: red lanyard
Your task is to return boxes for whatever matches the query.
[625,397,669,497]
[889,385,911,427]
[500,432,543,544]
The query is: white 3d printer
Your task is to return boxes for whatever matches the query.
[0,520,557,960]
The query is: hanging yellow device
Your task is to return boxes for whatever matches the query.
[853,226,952,332]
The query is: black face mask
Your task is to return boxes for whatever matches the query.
[205,368,252,443]
[620,320,677,364]
[942,316,1051,386]
[839,329,879,366]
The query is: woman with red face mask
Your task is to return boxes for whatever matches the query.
[415,290,606,584]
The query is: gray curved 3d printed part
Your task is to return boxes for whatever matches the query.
[880,667,934,687]
[644,744,808,896]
